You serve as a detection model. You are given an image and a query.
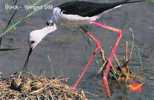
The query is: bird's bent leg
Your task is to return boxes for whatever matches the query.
[90,21,122,96]
[71,48,98,90]
[71,28,105,90]
[80,27,106,61]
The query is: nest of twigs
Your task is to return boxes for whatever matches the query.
[0,72,87,100]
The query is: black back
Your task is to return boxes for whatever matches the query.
[58,1,127,17]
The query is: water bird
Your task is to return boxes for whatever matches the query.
[23,0,143,96]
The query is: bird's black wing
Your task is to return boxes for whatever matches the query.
[58,1,143,17]
[58,1,106,17]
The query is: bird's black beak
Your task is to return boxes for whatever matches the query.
[46,20,54,26]
[46,21,50,26]
[23,47,33,71]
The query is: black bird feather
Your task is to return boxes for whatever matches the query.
[58,0,143,17]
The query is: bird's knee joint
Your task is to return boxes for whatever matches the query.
[96,41,101,49]
[103,76,108,82]
[116,29,122,37]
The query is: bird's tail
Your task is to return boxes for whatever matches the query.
[110,0,144,10]
[123,0,144,4]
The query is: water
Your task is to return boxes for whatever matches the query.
[0,0,154,99]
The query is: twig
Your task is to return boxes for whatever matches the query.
[128,27,135,60]
[96,49,107,74]
[113,54,121,67]
[24,20,41,28]
[99,48,106,62]
[30,82,50,95]
[17,72,22,79]
[47,55,55,75]
[84,90,99,97]
[125,41,129,61]
[137,47,144,82]
[97,59,107,74]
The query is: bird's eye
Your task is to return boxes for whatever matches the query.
[30,41,35,44]
[46,21,54,26]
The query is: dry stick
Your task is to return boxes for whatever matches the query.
[30,82,51,95]
[47,55,55,75]
[123,41,129,69]
[24,20,42,29]
[129,28,144,81]
[99,51,120,76]
[127,28,136,76]
[48,90,55,100]
[128,27,135,60]
[116,28,136,82]
[113,54,121,67]
[104,55,121,86]
[97,60,107,74]
[137,48,144,82]
[99,47,106,62]
[97,47,107,74]
[112,55,123,87]
[17,72,22,79]
[84,91,99,97]
[124,41,129,62]
[122,40,131,83]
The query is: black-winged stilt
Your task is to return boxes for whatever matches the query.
[23,0,143,96]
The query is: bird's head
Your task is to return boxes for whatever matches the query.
[23,21,57,71]
[30,21,57,49]
[46,19,54,26]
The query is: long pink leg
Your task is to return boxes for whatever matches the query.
[71,29,103,90]
[90,21,122,96]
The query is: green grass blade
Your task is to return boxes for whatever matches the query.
[0,48,18,51]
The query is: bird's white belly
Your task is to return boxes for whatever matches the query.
[60,19,88,27]
[56,13,98,27]
[52,4,123,27]
[52,7,99,27]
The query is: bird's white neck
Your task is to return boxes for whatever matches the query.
[30,24,57,49]
[41,25,57,33]
[37,25,57,41]
[52,7,62,22]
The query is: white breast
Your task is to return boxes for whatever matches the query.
[52,7,98,27]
